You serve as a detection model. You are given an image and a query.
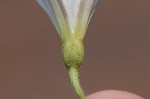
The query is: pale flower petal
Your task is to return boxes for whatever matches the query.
[36,0,100,40]
[36,0,60,33]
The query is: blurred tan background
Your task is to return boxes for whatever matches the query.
[0,0,149,99]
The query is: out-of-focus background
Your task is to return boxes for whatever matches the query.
[0,0,149,99]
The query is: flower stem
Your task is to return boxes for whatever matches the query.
[69,67,85,99]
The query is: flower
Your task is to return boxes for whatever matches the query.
[36,1,100,99]
[36,0,100,41]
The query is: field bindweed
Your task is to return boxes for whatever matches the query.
[36,0,100,99]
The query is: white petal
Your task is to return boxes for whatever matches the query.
[36,0,100,38]
[75,0,99,36]
[48,0,68,35]
[36,0,60,33]
[93,0,100,10]
[62,0,80,33]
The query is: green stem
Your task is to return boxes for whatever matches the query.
[69,67,85,99]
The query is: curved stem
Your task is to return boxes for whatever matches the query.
[69,67,85,99]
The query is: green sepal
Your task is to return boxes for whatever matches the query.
[61,39,84,70]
